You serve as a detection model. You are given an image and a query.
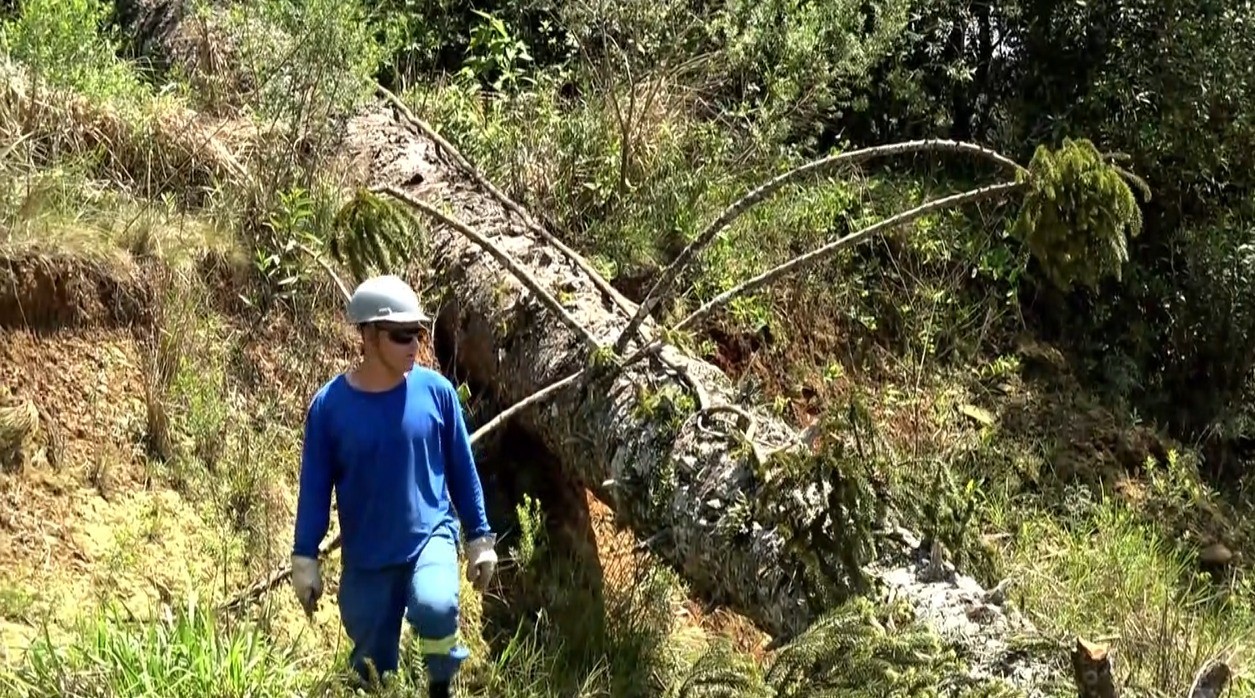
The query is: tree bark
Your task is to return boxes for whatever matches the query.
[342,104,1051,694]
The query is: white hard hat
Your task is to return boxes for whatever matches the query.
[347,275,430,325]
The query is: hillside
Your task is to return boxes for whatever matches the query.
[2,0,1255,697]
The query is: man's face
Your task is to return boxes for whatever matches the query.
[367,322,425,373]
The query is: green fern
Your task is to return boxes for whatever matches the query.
[675,597,1001,698]
[1011,137,1147,291]
[751,398,884,606]
[676,641,773,698]
[329,187,425,283]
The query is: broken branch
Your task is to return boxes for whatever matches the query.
[614,141,1028,353]
[296,242,351,301]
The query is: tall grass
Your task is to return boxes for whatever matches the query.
[0,600,307,698]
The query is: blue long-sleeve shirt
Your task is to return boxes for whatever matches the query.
[291,367,492,570]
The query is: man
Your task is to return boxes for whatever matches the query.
[290,274,497,698]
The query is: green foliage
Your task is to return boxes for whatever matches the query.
[707,0,914,148]
[675,597,988,698]
[510,494,546,570]
[1012,138,1146,291]
[224,0,390,126]
[0,0,149,102]
[329,188,425,284]
[370,0,569,89]
[250,187,322,305]
[1151,208,1255,431]
[631,384,696,439]
[752,400,886,604]
[461,10,536,92]
[0,599,304,697]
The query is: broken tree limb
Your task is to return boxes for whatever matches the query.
[614,140,1029,353]
[552,181,1024,465]
[338,104,1053,694]
[296,243,351,301]
[375,83,742,455]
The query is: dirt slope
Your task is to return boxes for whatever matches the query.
[0,245,356,653]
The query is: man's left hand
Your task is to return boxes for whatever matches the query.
[466,535,497,591]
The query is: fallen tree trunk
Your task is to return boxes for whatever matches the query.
[341,105,1054,693]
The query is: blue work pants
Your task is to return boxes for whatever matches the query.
[337,533,468,686]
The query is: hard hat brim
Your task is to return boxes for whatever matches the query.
[354,309,431,325]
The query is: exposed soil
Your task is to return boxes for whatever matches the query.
[0,328,148,490]
[222,308,366,424]
[0,250,156,332]
[0,245,367,656]
[0,247,171,651]
[0,324,219,651]
[703,324,768,379]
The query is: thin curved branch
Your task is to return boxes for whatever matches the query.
[295,243,350,301]
[375,185,601,350]
[465,368,587,444]
[375,84,645,331]
[613,141,1028,354]
[672,181,1025,334]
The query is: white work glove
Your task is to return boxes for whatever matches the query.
[291,555,322,615]
[465,535,497,591]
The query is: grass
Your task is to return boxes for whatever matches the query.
[988,488,1255,694]
[0,0,1254,696]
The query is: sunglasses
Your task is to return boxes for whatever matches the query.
[378,326,423,344]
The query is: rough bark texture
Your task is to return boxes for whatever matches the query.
[343,105,1055,695]
[110,0,188,70]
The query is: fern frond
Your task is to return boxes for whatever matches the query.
[1010,137,1149,291]
[675,640,771,698]
[329,187,426,284]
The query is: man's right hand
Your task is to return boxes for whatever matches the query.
[291,555,322,615]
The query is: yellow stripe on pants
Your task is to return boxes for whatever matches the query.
[418,632,459,655]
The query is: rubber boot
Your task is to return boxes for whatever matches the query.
[429,681,451,698]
